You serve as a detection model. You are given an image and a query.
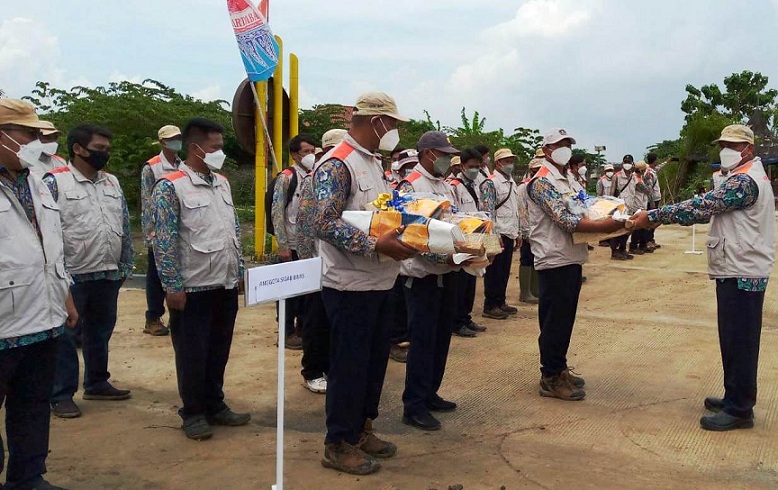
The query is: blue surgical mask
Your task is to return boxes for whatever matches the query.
[464,168,480,181]
[164,140,183,152]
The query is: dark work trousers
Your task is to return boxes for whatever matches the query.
[51,279,122,401]
[169,287,239,421]
[145,247,166,321]
[389,277,409,345]
[648,201,660,243]
[716,279,765,418]
[0,337,57,489]
[401,273,456,416]
[610,233,630,254]
[519,240,534,267]
[630,229,649,249]
[454,270,476,329]
[276,250,300,337]
[484,235,515,310]
[322,287,392,445]
[537,264,583,378]
[300,291,330,381]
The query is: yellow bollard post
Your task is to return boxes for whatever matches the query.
[254,81,268,258]
[272,35,284,171]
[288,53,299,168]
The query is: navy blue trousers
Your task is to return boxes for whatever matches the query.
[322,287,392,445]
[401,273,456,416]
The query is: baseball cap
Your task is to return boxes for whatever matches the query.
[322,128,347,149]
[158,125,181,140]
[450,156,462,167]
[713,124,754,145]
[416,131,459,154]
[391,149,419,171]
[603,164,614,171]
[635,161,648,171]
[352,92,409,122]
[39,120,60,136]
[542,128,576,146]
[494,148,516,161]
[0,99,51,129]
[529,158,544,170]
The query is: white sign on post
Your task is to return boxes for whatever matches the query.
[244,257,323,490]
[245,257,323,306]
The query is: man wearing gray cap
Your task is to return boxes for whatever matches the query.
[396,131,462,431]
[527,128,626,401]
[312,92,415,475]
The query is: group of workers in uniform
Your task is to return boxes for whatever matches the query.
[0,86,773,486]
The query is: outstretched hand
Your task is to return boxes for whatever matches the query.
[631,211,658,230]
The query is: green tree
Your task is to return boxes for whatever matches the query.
[398,110,439,149]
[298,104,349,145]
[23,80,242,213]
[681,70,777,123]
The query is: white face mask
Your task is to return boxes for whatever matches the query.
[605,171,614,178]
[197,145,226,170]
[578,166,587,176]
[622,163,634,171]
[1,132,45,169]
[300,153,315,170]
[719,148,744,171]
[550,147,572,166]
[373,117,399,152]
[41,141,58,157]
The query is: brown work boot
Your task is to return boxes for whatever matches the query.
[560,367,586,389]
[357,419,397,458]
[499,304,518,315]
[482,306,509,320]
[284,333,303,350]
[539,374,586,401]
[143,318,169,336]
[389,342,409,363]
[321,441,381,475]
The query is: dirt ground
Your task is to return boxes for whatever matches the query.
[38,223,778,490]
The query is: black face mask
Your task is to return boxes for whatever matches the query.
[82,148,110,170]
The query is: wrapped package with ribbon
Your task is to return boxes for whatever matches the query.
[365,191,451,219]
[342,210,471,255]
[565,191,633,244]
[448,212,502,257]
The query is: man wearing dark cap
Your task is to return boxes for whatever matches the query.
[396,131,462,431]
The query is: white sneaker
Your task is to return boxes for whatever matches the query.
[304,377,327,394]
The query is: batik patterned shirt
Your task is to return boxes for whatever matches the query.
[42,172,134,283]
[527,177,583,233]
[0,166,64,349]
[312,159,377,256]
[294,174,317,260]
[152,169,244,293]
[648,173,767,292]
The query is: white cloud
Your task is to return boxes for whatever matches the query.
[107,71,143,85]
[487,0,593,40]
[191,84,224,102]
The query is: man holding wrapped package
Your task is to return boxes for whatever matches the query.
[395,131,463,431]
[527,128,629,401]
[312,92,416,475]
[633,124,774,431]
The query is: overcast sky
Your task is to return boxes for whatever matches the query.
[3,0,778,161]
